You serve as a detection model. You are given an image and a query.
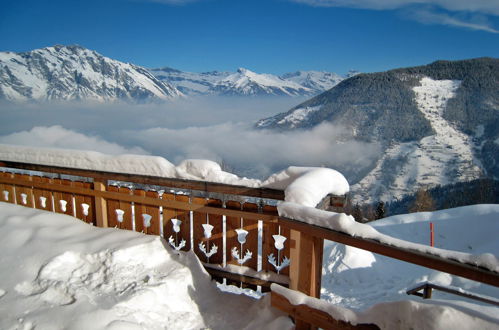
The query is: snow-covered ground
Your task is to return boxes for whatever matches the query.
[0,202,292,330]
[321,204,499,328]
[0,201,498,329]
[352,77,483,204]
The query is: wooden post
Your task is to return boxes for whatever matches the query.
[289,229,324,330]
[430,222,434,247]
[290,230,323,297]
[93,180,108,228]
[423,284,432,299]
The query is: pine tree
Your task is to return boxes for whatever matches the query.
[409,188,435,213]
[352,203,363,222]
[375,201,385,220]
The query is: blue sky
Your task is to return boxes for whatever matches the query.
[1,0,498,74]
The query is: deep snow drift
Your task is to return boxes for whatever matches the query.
[0,203,498,329]
[0,202,291,330]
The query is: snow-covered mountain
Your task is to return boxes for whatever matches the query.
[0,45,182,103]
[149,67,230,95]
[150,67,347,97]
[256,58,499,204]
[280,71,344,95]
[210,68,311,96]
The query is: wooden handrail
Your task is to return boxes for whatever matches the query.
[407,282,499,306]
[0,160,285,200]
[278,216,499,288]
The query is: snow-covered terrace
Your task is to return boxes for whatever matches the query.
[0,144,498,329]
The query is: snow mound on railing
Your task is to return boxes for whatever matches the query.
[0,144,349,206]
[262,166,349,207]
[0,144,178,177]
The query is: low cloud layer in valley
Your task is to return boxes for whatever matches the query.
[0,98,380,181]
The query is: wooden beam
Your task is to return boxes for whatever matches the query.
[407,282,499,306]
[278,217,499,288]
[0,160,285,200]
[93,180,108,228]
[204,267,289,289]
[271,291,379,330]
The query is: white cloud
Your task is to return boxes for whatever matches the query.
[0,100,380,181]
[292,0,499,33]
[0,126,149,156]
[116,122,380,179]
[412,8,499,33]
[291,0,499,15]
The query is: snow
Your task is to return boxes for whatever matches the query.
[272,283,498,329]
[320,205,499,325]
[0,144,349,207]
[0,194,497,328]
[0,202,292,330]
[262,166,349,206]
[0,45,182,102]
[273,204,499,329]
[213,68,310,96]
[280,70,344,94]
[278,202,499,272]
[351,76,482,204]
[276,105,321,128]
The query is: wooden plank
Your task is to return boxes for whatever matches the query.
[162,193,191,251]
[93,180,108,228]
[226,200,242,268]
[407,282,499,306]
[192,196,208,262]
[203,266,289,289]
[14,174,34,208]
[0,172,15,203]
[262,205,290,276]
[134,189,147,233]
[241,202,259,271]
[73,181,95,224]
[0,175,279,222]
[311,236,324,299]
[52,179,74,216]
[106,186,133,230]
[106,185,121,228]
[0,161,285,200]
[32,176,54,211]
[193,197,223,264]
[144,190,161,236]
[279,217,499,288]
[271,291,380,330]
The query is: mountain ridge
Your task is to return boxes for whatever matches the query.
[150,66,348,97]
[256,57,499,204]
[0,45,182,103]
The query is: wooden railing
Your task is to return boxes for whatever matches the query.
[407,281,499,306]
[0,160,345,295]
[1,159,498,330]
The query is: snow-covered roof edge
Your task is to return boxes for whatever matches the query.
[0,144,349,207]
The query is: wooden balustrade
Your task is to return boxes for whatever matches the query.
[0,164,302,293]
[2,159,497,330]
